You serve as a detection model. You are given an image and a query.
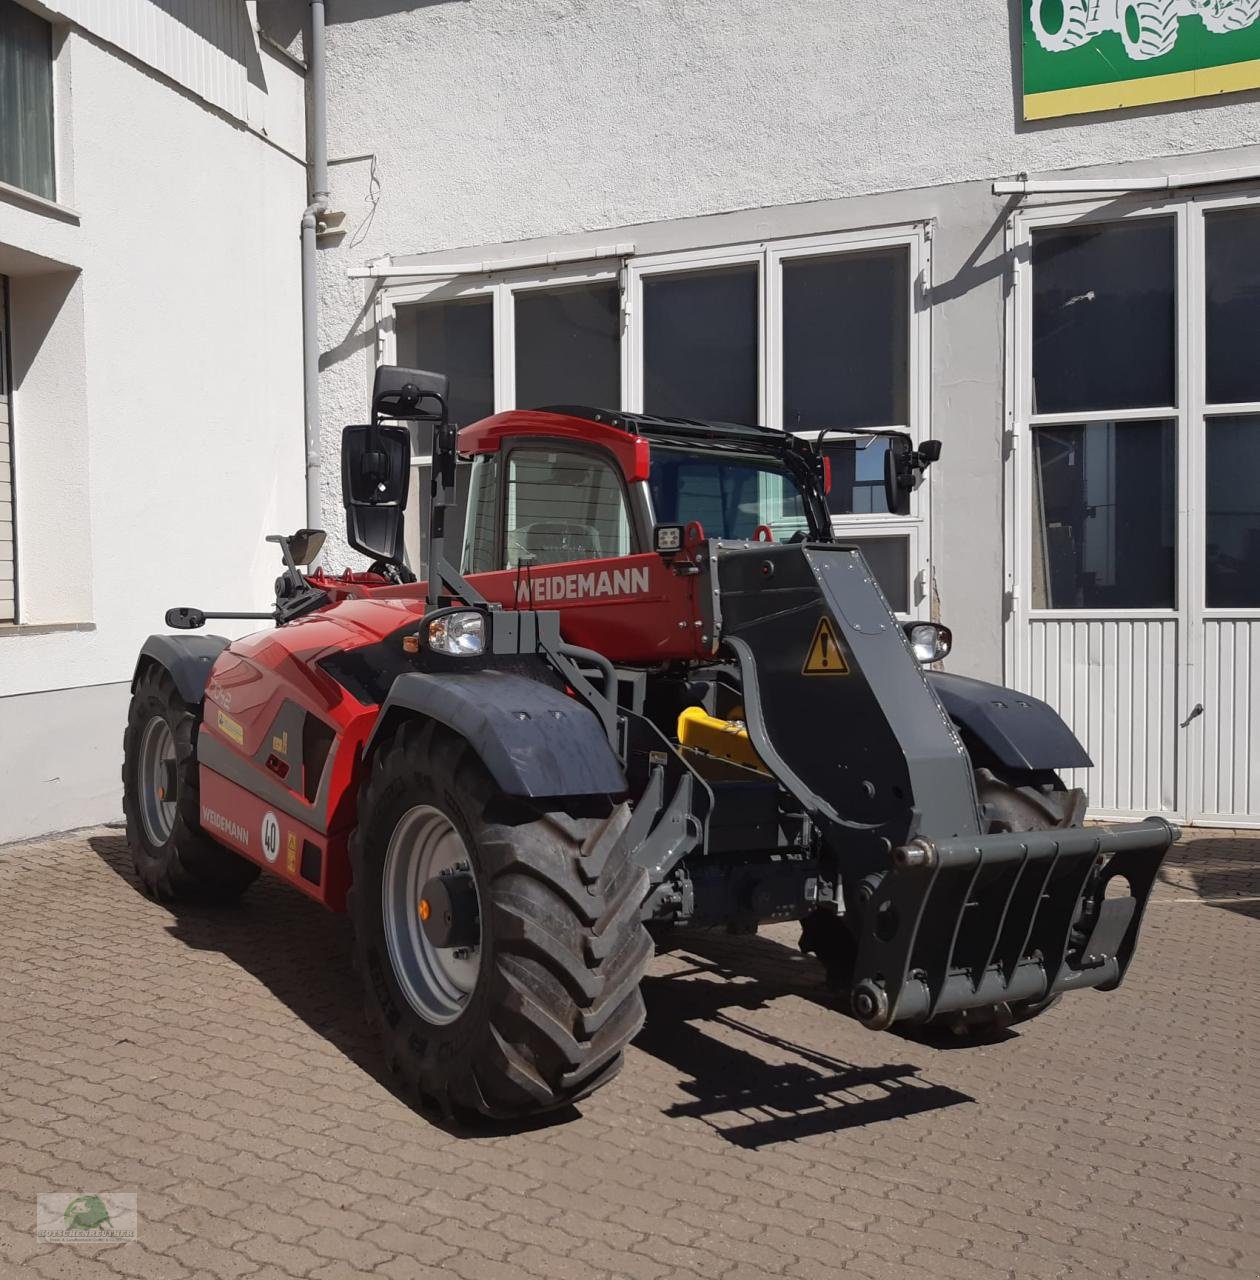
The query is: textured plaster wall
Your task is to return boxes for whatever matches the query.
[312,0,1260,677]
[0,29,306,840]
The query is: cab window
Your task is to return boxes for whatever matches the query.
[461,455,499,574]
[505,448,633,567]
[647,444,810,540]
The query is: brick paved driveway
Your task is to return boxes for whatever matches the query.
[1,826,1257,1280]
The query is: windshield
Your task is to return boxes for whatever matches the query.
[646,444,814,541]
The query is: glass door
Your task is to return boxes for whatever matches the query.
[1188,195,1260,822]
[1009,205,1187,817]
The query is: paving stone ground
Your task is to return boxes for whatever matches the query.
[1,825,1257,1280]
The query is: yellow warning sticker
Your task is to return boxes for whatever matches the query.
[216,708,245,745]
[802,617,849,676]
[285,831,298,876]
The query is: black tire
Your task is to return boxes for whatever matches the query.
[919,765,1087,1037]
[123,664,261,902]
[347,719,652,1122]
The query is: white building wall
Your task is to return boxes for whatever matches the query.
[311,0,1260,673]
[0,15,307,841]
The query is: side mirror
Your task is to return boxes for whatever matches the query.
[372,365,449,422]
[883,434,916,516]
[285,528,326,566]
[882,435,941,515]
[165,607,206,629]
[341,422,411,564]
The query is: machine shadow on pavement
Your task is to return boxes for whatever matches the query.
[89,831,971,1144]
[637,930,974,1148]
[86,832,572,1137]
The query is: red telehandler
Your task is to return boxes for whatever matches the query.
[124,367,1176,1121]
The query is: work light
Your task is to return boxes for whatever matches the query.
[905,622,952,665]
[427,611,485,656]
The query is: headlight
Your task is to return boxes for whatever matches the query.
[904,622,952,665]
[427,610,485,656]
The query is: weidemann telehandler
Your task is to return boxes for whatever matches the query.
[124,367,1177,1121]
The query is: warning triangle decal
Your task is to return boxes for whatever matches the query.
[802,616,849,676]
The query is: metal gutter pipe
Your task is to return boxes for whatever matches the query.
[993,163,1260,196]
[346,242,638,281]
[302,0,329,548]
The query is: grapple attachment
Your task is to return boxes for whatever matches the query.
[699,538,1178,1029]
[849,818,1177,1028]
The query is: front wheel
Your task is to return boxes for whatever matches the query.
[348,720,652,1122]
[918,765,1086,1037]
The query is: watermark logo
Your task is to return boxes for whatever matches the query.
[36,1193,137,1242]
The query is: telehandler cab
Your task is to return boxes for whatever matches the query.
[124,366,1177,1121]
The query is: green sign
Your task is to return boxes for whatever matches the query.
[1023,1,1260,119]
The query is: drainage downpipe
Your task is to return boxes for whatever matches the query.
[302,0,329,545]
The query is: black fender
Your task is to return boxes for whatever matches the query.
[364,670,627,799]
[927,671,1092,773]
[132,634,229,707]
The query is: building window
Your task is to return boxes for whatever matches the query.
[1030,218,1175,415]
[642,265,759,423]
[1204,206,1260,608]
[1027,216,1180,612]
[384,227,930,614]
[1031,419,1176,610]
[0,0,55,201]
[515,281,620,410]
[394,295,494,430]
[0,275,14,621]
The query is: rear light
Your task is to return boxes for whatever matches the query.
[630,436,651,483]
[822,455,832,494]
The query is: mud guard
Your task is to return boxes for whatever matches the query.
[927,672,1092,772]
[133,634,229,706]
[365,670,628,799]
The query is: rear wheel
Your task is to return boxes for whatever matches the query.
[348,720,652,1122]
[122,664,259,902]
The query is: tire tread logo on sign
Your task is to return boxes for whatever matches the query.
[262,811,281,863]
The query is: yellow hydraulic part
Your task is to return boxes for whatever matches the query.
[676,706,768,774]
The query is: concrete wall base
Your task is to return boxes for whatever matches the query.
[0,682,129,843]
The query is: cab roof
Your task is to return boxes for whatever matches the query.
[458,405,816,484]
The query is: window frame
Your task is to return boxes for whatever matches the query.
[0,0,57,203]
[1009,199,1188,624]
[1191,191,1260,622]
[0,272,15,623]
[378,224,932,617]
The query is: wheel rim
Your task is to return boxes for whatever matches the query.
[381,804,482,1025]
[137,715,178,847]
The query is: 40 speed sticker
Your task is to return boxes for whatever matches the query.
[261,811,281,863]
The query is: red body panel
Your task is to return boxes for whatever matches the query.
[459,409,651,482]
